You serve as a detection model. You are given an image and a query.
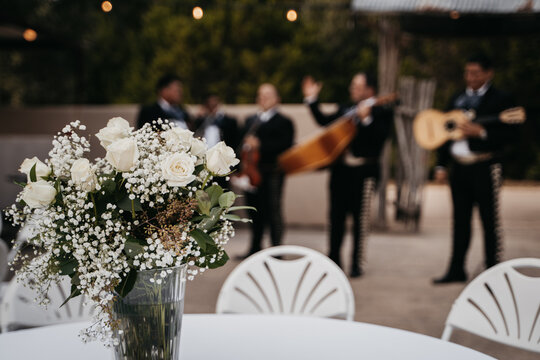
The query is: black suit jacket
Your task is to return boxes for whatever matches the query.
[437,86,520,167]
[308,100,393,160]
[242,112,295,172]
[137,102,192,130]
[194,113,240,151]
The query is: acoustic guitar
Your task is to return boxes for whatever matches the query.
[278,94,397,175]
[413,107,526,150]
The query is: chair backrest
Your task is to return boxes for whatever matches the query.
[0,275,96,332]
[216,245,355,320]
[441,258,540,354]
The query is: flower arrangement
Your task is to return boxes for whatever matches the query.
[5,117,250,343]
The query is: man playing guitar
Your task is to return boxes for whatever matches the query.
[302,73,393,277]
[433,54,522,284]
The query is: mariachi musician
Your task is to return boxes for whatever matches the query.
[302,73,393,277]
[433,54,521,284]
[236,83,295,259]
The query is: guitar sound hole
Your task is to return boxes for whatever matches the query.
[445,120,456,132]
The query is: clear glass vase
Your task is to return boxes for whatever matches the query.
[112,264,187,360]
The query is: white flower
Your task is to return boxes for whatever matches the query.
[96,117,132,149]
[70,158,97,192]
[21,180,56,208]
[105,138,139,172]
[161,153,196,187]
[206,142,240,175]
[191,138,207,165]
[19,157,51,181]
[161,128,194,149]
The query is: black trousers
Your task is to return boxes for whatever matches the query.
[446,160,503,275]
[328,163,377,270]
[245,171,285,254]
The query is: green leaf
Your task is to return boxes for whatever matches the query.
[115,269,138,298]
[124,239,145,259]
[206,185,223,207]
[190,228,215,252]
[198,207,223,231]
[60,274,81,307]
[196,190,212,216]
[227,206,256,212]
[223,214,252,223]
[218,192,236,208]
[102,179,116,194]
[118,196,142,212]
[59,257,78,276]
[14,180,27,188]
[29,163,37,182]
[207,251,230,269]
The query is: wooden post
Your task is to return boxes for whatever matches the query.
[375,17,400,229]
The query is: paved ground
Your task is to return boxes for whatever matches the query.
[184,184,540,360]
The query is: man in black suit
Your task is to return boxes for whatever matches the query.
[194,95,239,151]
[302,73,393,277]
[238,83,294,258]
[433,54,521,284]
[137,74,192,130]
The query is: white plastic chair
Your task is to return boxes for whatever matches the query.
[216,245,355,320]
[0,275,96,332]
[441,258,540,354]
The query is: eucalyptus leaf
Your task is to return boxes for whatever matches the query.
[190,228,215,252]
[227,206,256,212]
[196,190,212,216]
[218,192,236,208]
[223,214,252,223]
[206,185,223,207]
[14,180,26,188]
[102,179,116,194]
[198,207,223,231]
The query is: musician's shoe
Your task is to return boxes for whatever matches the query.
[350,267,363,278]
[432,272,467,284]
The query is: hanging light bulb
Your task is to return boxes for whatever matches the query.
[286,9,298,22]
[193,6,204,20]
[23,29,37,42]
[101,1,113,13]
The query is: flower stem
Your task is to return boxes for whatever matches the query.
[131,199,136,218]
[90,193,97,220]
[201,173,212,189]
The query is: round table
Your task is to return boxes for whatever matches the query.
[0,314,495,360]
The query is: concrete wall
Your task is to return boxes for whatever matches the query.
[0,104,343,226]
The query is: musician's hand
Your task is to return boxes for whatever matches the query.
[302,76,322,99]
[244,135,260,149]
[459,122,486,138]
[356,105,372,120]
[434,168,448,184]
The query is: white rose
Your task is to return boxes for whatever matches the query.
[206,141,240,175]
[161,128,194,149]
[161,153,197,187]
[21,180,56,208]
[19,157,51,181]
[105,138,139,172]
[96,117,132,149]
[70,158,97,192]
[191,138,207,165]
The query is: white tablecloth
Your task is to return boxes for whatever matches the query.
[0,314,495,360]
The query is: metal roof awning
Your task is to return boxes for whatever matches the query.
[351,0,540,36]
[351,0,540,14]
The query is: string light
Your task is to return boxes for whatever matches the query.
[286,9,298,22]
[101,1,113,13]
[193,6,204,20]
[450,10,460,19]
[23,29,37,42]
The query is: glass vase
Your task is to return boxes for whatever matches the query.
[112,264,187,360]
